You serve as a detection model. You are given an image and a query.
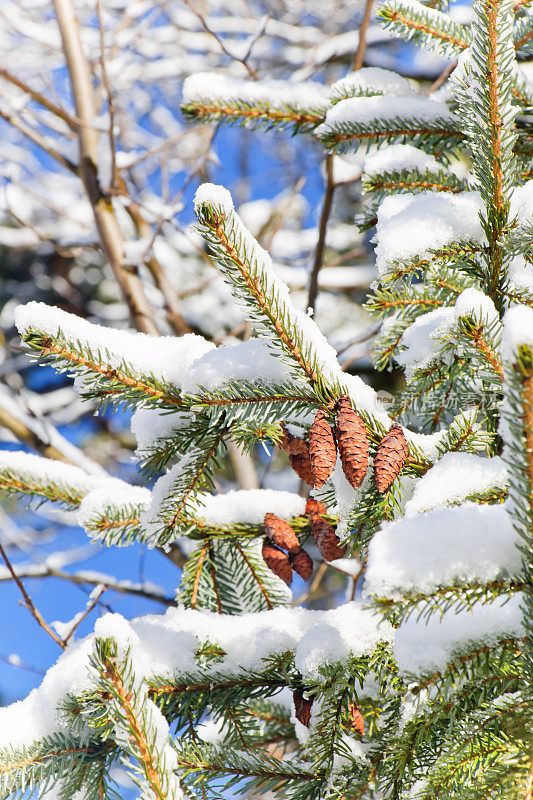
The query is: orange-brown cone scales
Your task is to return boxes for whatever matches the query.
[335,396,369,489]
[374,423,408,493]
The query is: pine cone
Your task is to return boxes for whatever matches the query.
[289,448,315,487]
[308,409,337,487]
[374,423,409,493]
[305,497,327,517]
[290,548,313,581]
[262,540,292,585]
[293,689,314,728]
[264,513,300,555]
[278,422,308,456]
[310,515,346,561]
[335,396,369,489]
[348,701,365,736]
[278,422,293,453]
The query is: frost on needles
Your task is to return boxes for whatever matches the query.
[1,0,533,797]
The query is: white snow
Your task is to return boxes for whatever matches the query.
[0,449,110,499]
[189,489,306,527]
[131,409,190,453]
[318,95,454,132]
[396,307,455,381]
[181,338,294,394]
[508,256,533,291]
[0,602,392,750]
[330,67,415,101]
[405,452,508,515]
[194,184,343,386]
[78,485,152,537]
[454,288,499,326]
[15,301,214,391]
[373,191,485,276]
[183,73,330,113]
[394,593,525,675]
[364,144,447,176]
[294,602,393,680]
[510,180,533,226]
[365,501,521,598]
[500,305,533,361]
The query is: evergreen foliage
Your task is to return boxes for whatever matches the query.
[1,0,533,798]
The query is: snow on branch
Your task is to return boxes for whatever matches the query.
[181,72,330,133]
[393,593,525,676]
[0,449,112,507]
[373,191,486,278]
[0,602,393,752]
[316,95,460,155]
[78,485,152,546]
[365,501,522,602]
[378,0,471,58]
[15,301,213,410]
[193,184,346,388]
[329,67,417,103]
[405,452,508,514]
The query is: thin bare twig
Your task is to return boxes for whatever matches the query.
[96,0,118,191]
[352,0,375,71]
[426,59,457,95]
[0,539,66,650]
[0,403,72,463]
[0,653,45,676]
[181,0,259,79]
[0,66,77,130]
[292,562,329,606]
[53,0,160,336]
[0,107,77,174]
[62,584,107,645]
[307,155,335,313]
[0,562,176,606]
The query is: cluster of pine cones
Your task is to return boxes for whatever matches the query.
[261,498,346,584]
[279,395,408,494]
[293,688,365,734]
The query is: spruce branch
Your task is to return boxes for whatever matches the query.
[90,638,182,800]
[0,734,113,800]
[316,111,462,155]
[377,0,471,58]
[194,198,320,384]
[20,327,184,411]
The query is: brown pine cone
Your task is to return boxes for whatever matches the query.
[335,396,369,489]
[289,448,315,487]
[310,515,346,562]
[308,409,337,488]
[262,540,292,585]
[278,422,308,456]
[264,513,300,555]
[374,423,409,493]
[305,497,327,517]
[293,689,314,728]
[278,422,293,453]
[290,548,313,581]
[348,701,365,736]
